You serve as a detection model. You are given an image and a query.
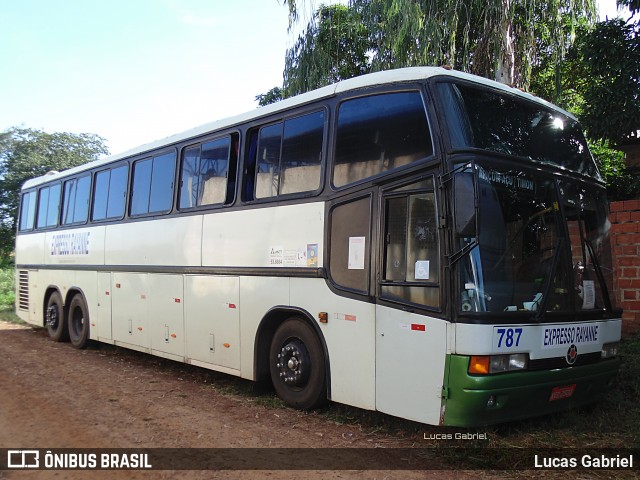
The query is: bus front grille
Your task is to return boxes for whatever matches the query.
[528,351,602,370]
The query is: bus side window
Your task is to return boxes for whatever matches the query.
[149,152,176,213]
[131,152,175,216]
[225,134,239,205]
[62,175,91,225]
[73,175,91,223]
[255,123,284,199]
[107,164,129,219]
[93,164,129,221]
[92,170,110,221]
[250,110,324,201]
[180,135,236,209]
[328,195,372,294]
[19,191,37,231]
[280,110,324,195]
[334,92,432,188]
[62,178,77,225]
[36,184,61,229]
[180,146,202,209]
[199,137,230,206]
[381,179,440,309]
[242,130,258,202]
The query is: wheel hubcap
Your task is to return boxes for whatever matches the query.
[275,339,310,387]
[71,308,84,334]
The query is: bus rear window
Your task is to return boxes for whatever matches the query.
[333,92,432,188]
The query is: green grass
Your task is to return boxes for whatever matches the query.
[0,267,15,310]
[0,267,22,324]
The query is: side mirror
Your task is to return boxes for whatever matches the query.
[454,172,477,237]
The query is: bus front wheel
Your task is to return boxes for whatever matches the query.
[45,291,68,342]
[269,318,327,410]
[68,294,90,349]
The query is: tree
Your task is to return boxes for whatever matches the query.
[618,0,639,16]
[280,0,596,93]
[255,87,284,107]
[567,18,640,200]
[589,138,640,200]
[0,127,109,260]
[570,19,640,146]
[284,3,372,97]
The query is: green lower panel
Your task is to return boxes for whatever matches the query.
[442,355,621,427]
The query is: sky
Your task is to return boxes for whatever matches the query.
[0,0,632,156]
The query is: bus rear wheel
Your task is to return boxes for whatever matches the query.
[45,291,68,342]
[269,318,327,410]
[68,294,90,349]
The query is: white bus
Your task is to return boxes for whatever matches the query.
[15,67,621,426]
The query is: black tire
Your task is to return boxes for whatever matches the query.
[269,318,327,410]
[45,291,68,342]
[68,294,90,349]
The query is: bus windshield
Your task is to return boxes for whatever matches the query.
[457,162,615,316]
[439,82,602,180]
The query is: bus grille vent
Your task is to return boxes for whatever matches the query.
[18,270,29,311]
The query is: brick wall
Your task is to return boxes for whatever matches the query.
[610,200,640,335]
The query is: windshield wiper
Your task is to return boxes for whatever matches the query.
[583,238,613,311]
[448,239,478,268]
[575,208,612,312]
[535,237,565,321]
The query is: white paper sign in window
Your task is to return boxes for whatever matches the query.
[582,280,595,310]
[415,260,430,280]
[348,236,365,270]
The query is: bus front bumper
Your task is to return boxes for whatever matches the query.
[442,354,621,427]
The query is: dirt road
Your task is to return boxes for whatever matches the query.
[0,321,485,480]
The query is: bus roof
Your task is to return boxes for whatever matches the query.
[22,67,573,190]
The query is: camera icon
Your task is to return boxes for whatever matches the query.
[7,450,40,469]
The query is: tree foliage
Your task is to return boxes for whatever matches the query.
[569,19,640,146]
[284,3,371,97]
[589,139,640,200]
[0,127,109,259]
[618,0,640,16]
[255,87,284,107]
[560,17,640,201]
[279,0,595,98]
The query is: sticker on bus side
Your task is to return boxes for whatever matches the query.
[51,231,91,256]
[269,246,284,266]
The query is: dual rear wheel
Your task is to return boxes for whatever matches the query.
[45,291,90,349]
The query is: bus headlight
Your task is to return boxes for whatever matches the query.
[601,342,619,359]
[468,354,529,375]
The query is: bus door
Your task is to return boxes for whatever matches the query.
[375,177,447,425]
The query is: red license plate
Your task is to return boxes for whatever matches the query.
[549,384,576,402]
